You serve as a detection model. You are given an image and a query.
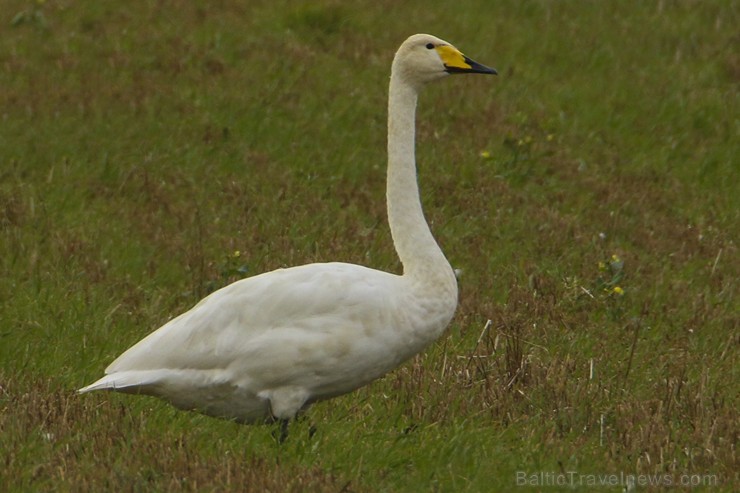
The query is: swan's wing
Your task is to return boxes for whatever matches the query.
[100,262,403,385]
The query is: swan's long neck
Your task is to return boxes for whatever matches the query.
[386,72,457,294]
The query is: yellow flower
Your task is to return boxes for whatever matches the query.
[598,261,606,270]
[233,250,241,258]
[546,133,554,142]
[479,150,491,159]
[613,286,624,296]
[611,254,620,262]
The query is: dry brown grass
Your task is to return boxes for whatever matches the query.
[1,377,359,492]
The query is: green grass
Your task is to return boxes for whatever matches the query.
[1,0,737,491]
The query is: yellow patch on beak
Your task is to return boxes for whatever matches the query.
[435,44,498,75]
[435,45,470,71]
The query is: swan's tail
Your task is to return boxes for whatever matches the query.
[78,371,160,394]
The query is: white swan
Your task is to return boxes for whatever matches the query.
[79,34,496,429]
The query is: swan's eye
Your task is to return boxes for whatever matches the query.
[425,43,434,49]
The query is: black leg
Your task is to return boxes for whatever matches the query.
[271,418,290,444]
[270,415,315,443]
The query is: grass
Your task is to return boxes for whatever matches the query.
[1,0,737,491]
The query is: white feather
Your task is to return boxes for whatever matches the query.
[79,34,495,423]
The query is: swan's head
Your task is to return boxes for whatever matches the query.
[392,34,496,88]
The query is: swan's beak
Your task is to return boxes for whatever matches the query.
[436,45,497,75]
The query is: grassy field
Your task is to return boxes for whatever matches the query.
[1,0,737,491]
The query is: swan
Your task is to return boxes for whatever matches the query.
[79,34,496,432]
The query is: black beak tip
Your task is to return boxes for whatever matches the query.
[470,59,497,75]
[454,56,498,75]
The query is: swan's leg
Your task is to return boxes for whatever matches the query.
[270,416,316,443]
[271,418,291,444]
[291,413,317,439]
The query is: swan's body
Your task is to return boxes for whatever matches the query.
[79,34,495,424]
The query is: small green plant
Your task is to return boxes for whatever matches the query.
[561,253,627,320]
[596,253,625,295]
[205,250,250,294]
[596,253,626,320]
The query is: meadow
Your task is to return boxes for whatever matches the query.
[1,0,737,491]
